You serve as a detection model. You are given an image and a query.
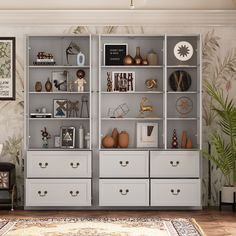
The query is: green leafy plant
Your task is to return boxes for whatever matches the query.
[1,136,22,165]
[203,81,236,186]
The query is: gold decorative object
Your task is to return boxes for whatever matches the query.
[139,97,153,117]
[142,56,149,65]
[123,54,134,65]
[134,47,142,65]
[145,79,158,90]
[118,131,129,148]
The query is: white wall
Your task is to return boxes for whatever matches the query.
[0,0,236,10]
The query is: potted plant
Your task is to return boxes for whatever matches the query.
[203,81,236,204]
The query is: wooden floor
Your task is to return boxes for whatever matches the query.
[0,207,235,235]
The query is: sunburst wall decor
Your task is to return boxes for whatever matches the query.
[174,41,194,61]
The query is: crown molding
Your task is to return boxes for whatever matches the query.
[0,10,235,27]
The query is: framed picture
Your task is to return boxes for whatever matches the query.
[137,122,158,147]
[60,126,75,148]
[112,71,135,92]
[104,43,128,66]
[52,70,68,91]
[53,99,67,118]
[0,37,15,100]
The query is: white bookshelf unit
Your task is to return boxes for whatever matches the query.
[98,34,202,208]
[25,35,92,208]
[24,34,202,209]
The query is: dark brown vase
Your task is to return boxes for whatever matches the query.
[123,54,134,65]
[134,47,142,65]
[35,81,42,92]
[45,78,52,92]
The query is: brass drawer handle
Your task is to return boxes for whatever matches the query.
[119,161,129,167]
[38,190,47,197]
[70,162,80,168]
[119,189,129,195]
[39,162,48,168]
[170,161,179,167]
[171,189,180,195]
[70,190,79,197]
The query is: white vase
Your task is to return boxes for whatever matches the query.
[77,52,85,66]
[221,186,236,203]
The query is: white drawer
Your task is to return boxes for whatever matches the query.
[27,151,91,178]
[151,179,201,207]
[99,179,149,206]
[150,151,200,178]
[100,151,149,178]
[25,179,91,206]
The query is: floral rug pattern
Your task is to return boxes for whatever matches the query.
[0,217,205,236]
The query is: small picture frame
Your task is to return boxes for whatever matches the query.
[112,71,135,92]
[137,122,158,148]
[53,99,68,118]
[104,43,128,66]
[54,135,60,148]
[60,126,76,148]
[52,71,68,91]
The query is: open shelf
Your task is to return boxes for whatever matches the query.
[29,65,90,69]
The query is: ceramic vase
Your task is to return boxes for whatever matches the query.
[118,131,129,148]
[45,78,52,92]
[102,135,114,148]
[112,128,119,148]
[134,47,142,65]
[35,81,42,92]
[147,50,158,65]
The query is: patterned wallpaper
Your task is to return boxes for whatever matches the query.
[0,25,235,206]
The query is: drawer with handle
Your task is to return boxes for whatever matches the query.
[151,179,201,206]
[99,179,149,206]
[25,179,91,206]
[27,151,91,178]
[100,151,149,178]
[150,151,200,178]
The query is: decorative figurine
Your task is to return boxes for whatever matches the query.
[107,103,130,118]
[139,97,153,117]
[74,69,87,92]
[171,129,178,148]
[41,127,51,148]
[80,95,89,118]
[67,100,79,117]
[107,72,112,92]
[66,41,80,65]
[45,78,52,92]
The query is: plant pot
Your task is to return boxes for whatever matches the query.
[221,186,236,203]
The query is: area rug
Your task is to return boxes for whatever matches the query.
[0,217,206,236]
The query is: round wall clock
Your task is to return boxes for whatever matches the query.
[176,96,193,116]
[169,70,191,91]
[174,41,194,61]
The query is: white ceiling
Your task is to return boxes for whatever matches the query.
[1,0,236,10]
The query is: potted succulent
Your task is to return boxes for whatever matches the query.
[203,81,236,204]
